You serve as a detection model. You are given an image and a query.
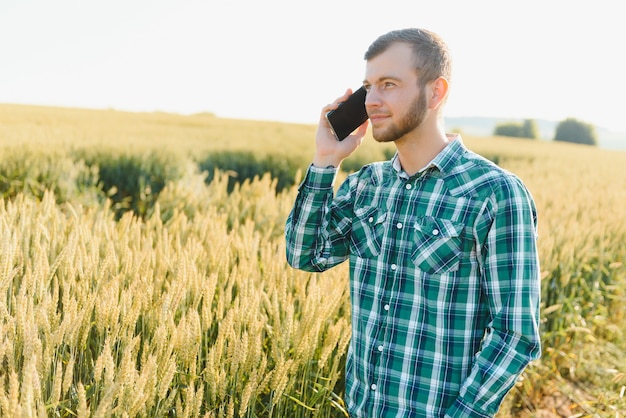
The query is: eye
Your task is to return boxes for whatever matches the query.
[363,84,371,92]
[383,81,396,89]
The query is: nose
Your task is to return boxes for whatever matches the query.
[364,87,381,108]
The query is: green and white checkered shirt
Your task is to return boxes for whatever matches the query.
[285,137,541,417]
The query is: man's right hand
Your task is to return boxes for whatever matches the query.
[312,89,369,168]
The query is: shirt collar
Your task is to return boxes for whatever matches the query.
[391,134,465,180]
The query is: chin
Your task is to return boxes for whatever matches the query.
[372,129,397,143]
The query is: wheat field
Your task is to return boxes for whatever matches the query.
[1,104,625,417]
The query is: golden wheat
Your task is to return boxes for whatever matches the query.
[0,105,625,416]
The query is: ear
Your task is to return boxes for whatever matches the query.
[428,77,449,110]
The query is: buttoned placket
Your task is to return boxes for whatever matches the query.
[368,175,417,397]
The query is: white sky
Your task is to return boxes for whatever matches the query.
[1,0,625,132]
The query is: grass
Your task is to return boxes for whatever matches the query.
[0,103,625,417]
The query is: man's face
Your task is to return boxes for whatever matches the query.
[363,42,428,143]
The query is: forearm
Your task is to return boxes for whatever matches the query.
[447,272,541,417]
[446,323,541,417]
[285,165,350,271]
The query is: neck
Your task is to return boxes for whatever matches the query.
[394,122,450,176]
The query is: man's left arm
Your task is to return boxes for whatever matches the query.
[446,176,542,417]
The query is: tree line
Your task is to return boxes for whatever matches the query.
[493,117,597,146]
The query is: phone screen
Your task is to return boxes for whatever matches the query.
[325,87,368,141]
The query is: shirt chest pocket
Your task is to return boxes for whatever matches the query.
[351,206,387,259]
[411,216,464,274]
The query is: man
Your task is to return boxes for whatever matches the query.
[285,28,541,417]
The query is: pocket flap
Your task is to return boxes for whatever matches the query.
[414,216,462,238]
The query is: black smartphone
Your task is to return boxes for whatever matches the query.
[325,87,368,141]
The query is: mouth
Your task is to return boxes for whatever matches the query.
[368,113,389,124]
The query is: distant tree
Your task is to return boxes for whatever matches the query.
[493,119,538,139]
[554,118,597,146]
[494,123,523,137]
[522,119,539,139]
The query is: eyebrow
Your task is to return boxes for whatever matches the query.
[363,75,403,85]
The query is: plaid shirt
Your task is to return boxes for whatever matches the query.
[285,137,541,417]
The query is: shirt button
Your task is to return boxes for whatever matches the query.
[384,304,390,311]
[391,264,397,270]
[370,384,377,391]
[405,183,412,190]
[396,222,403,229]
[378,345,384,352]
[432,229,439,236]
[369,217,374,223]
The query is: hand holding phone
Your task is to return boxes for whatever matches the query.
[325,87,368,141]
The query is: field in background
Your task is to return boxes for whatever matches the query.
[1,104,625,417]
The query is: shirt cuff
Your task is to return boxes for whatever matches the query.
[300,164,337,191]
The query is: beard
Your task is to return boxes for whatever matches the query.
[372,90,428,143]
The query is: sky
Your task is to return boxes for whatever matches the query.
[1,0,625,133]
